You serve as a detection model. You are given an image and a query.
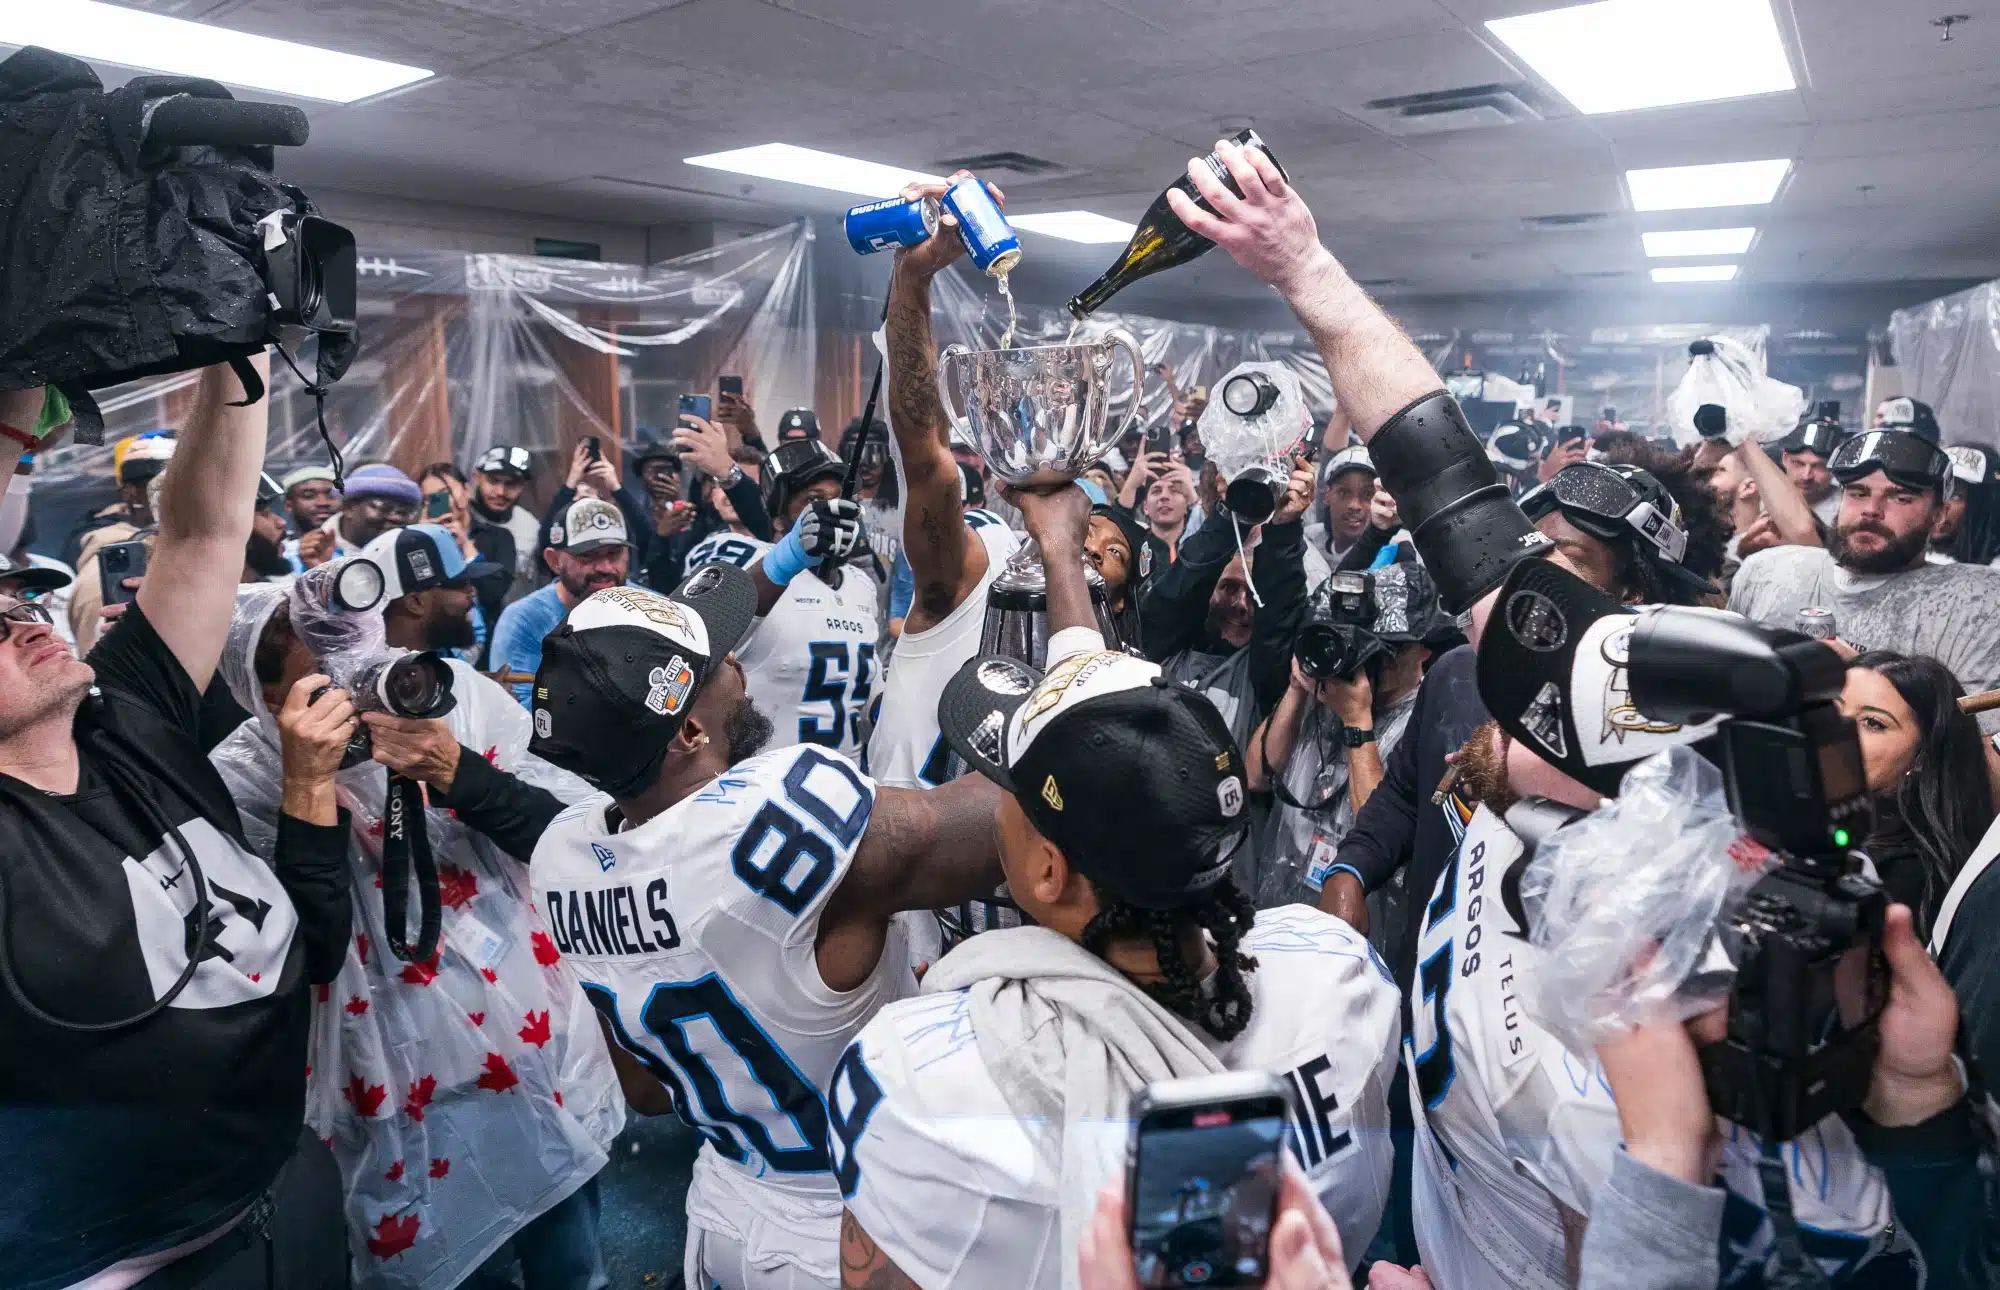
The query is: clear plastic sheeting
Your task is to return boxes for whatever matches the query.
[1520,746,1770,1054]
[29,222,818,487]
[1196,362,1311,485]
[1664,333,1806,449]
[1888,279,2000,451]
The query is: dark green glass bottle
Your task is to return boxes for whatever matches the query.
[1066,129,1286,319]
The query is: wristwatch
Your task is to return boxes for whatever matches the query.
[1341,725,1377,748]
[720,465,745,489]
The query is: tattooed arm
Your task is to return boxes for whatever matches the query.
[842,1209,925,1290]
[815,774,1002,992]
[885,170,1003,633]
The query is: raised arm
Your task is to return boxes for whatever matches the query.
[886,172,999,632]
[1732,440,1823,547]
[816,773,1003,991]
[0,387,42,502]
[140,355,271,690]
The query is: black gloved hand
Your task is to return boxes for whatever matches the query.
[795,497,864,562]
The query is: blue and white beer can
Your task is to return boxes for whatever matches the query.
[940,177,1022,277]
[844,195,939,255]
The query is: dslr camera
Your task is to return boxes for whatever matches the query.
[295,559,458,768]
[1628,608,1885,1142]
[1293,571,1387,683]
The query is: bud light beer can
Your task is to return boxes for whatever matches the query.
[1795,607,1837,641]
[845,195,939,255]
[941,176,1022,277]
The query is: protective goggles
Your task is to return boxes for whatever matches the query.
[1520,461,1689,566]
[1827,430,1948,491]
[1788,419,1845,458]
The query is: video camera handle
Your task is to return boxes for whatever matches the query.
[143,94,311,149]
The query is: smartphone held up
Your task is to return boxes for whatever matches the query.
[1126,1073,1290,1290]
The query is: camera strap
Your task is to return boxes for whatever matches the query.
[1750,1042,1835,1290]
[270,339,345,492]
[380,772,441,964]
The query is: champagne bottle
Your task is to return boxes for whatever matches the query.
[1066,129,1286,320]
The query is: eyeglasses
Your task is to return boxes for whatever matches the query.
[1829,430,1949,491]
[0,598,55,644]
[1521,461,1689,565]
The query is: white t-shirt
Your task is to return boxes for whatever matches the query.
[1406,807,1916,1289]
[528,743,913,1282]
[834,906,1401,1290]
[864,519,1020,788]
[685,532,882,759]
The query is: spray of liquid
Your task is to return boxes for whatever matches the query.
[1064,316,1084,345]
[997,270,1019,350]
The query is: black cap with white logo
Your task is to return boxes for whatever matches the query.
[529,564,758,796]
[474,445,533,478]
[938,650,1249,911]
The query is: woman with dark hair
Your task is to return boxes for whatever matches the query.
[1841,650,1994,935]
[1935,443,2000,566]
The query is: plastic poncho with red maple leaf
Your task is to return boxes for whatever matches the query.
[210,582,625,1290]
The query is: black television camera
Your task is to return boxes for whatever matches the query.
[1294,571,1387,683]
[1628,607,1885,1143]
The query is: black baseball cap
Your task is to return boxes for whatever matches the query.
[475,445,533,478]
[529,565,759,792]
[0,552,70,594]
[777,409,821,441]
[355,523,503,601]
[1874,397,1941,443]
[938,650,1250,911]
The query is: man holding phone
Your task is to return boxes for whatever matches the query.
[832,487,1399,1290]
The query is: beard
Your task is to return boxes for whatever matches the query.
[723,695,774,766]
[424,605,478,651]
[559,567,621,600]
[1829,518,1931,574]
[245,530,292,578]
[1453,720,1521,817]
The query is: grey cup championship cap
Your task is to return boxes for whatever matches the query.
[528,565,759,775]
[938,650,1250,911]
[550,497,630,554]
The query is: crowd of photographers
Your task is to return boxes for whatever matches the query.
[7,82,2000,1290]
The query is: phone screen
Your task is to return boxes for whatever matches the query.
[679,394,713,422]
[424,489,453,520]
[1130,1100,1287,1289]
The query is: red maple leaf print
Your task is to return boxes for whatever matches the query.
[429,1157,451,1179]
[475,1052,520,1094]
[356,933,370,966]
[398,951,442,986]
[343,1076,387,1118]
[437,864,478,911]
[467,1011,485,1026]
[384,1159,405,1182]
[554,1090,564,1108]
[531,931,560,967]
[482,745,500,766]
[344,995,369,1016]
[480,967,498,983]
[366,1211,420,1260]
[248,973,260,983]
[403,1075,436,1122]
[517,1010,552,1048]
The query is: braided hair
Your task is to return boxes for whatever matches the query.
[1080,878,1260,1041]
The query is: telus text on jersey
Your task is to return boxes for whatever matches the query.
[545,882,681,958]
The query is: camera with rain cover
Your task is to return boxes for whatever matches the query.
[1628,608,1885,1142]
[1293,571,1387,683]
[293,558,457,769]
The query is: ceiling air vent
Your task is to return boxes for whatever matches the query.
[1363,83,1545,136]
[1522,212,1613,232]
[934,150,1068,180]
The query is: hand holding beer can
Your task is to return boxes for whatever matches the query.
[843,175,1020,276]
[1795,606,1837,641]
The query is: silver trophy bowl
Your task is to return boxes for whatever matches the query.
[937,331,1146,669]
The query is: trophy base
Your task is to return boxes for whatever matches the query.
[980,538,1122,667]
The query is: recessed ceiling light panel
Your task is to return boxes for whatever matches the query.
[0,0,432,103]
[1488,0,1794,115]
[1651,264,1740,282]
[1626,159,1791,211]
[1642,227,1758,257]
[1009,212,1137,244]
[683,143,941,199]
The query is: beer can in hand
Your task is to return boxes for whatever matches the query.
[845,195,940,255]
[1795,607,1837,641]
[940,177,1022,277]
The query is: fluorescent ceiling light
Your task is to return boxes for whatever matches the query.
[1642,226,1758,257]
[1626,159,1791,211]
[1651,264,1739,282]
[1488,0,1793,115]
[0,0,432,103]
[1009,212,1137,244]
[684,143,941,199]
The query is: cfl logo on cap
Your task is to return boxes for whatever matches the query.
[534,708,552,739]
[1217,776,1244,818]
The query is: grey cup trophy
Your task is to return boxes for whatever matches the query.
[938,329,1146,667]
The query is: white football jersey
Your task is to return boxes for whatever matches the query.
[529,743,914,1282]
[831,907,1401,1290]
[687,533,882,759]
[864,517,1019,788]
[1407,806,1918,1290]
